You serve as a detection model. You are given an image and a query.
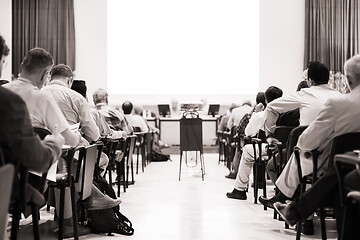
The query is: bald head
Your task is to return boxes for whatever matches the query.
[344,55,360,90]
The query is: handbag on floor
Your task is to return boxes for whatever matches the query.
[87,207,134,236]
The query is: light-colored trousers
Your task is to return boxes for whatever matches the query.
[234,143,268,191]
[276,144,331,198]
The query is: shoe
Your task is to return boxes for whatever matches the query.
[251,182,264,189]
[295,220,314,235]
[226,189,247,200]
[61,224,92,238]
[88,194,122,210]
[258,196,276,209]
[273,202,299,227]
[225,172,236,179]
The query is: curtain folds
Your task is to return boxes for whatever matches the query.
[12,0,75,76]
[304,0,360,72]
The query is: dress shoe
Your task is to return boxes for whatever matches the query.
[61,224,92,238]
[258,196,276,209]
[226,189,247,200]
[295,220,314,235]
[88,194,122,210]
[225,172,236,179]
[273,202,299,226]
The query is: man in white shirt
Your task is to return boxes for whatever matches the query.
[227,86,285,200]
[3,48,81,147]
[43,64,100,143]
[122,101,149,132]
[226,100,253,131]
[259,62,344,208]
[264,61,341,138]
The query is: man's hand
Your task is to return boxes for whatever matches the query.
[254,103,265,113]
[44,133,65,149]
[78,136,90,147]
[266,136,280,145]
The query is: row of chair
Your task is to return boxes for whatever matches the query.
[233,124,360,239]
[1,127,155,240]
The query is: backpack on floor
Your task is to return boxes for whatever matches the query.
[87,207,134,236]
[151,149,170,161]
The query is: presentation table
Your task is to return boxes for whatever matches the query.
[158,116,218,146]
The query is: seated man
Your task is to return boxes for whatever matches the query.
[226,100,253,131]
[274,165,360,239]
[122,101,149,132]
[43,64,100,144]
[71,80,127,139]
[259,55,360,213]
[3,48,81,147]
[93,88,134,135]
[226,86,293,200]
[218,103,238,132]
[225,93,266,179]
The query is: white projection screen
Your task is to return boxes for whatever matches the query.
[107,0,259,103]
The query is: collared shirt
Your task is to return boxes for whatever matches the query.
[95,103,134,135]
[245,111,265,137]
[3,77,70,134]
[227,105,253,130]
[124,114,149,132]
[43,80,100,142]
[264,84,341,135]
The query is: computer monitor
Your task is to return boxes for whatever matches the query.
[158,104,171,117]
[208,104,220,117]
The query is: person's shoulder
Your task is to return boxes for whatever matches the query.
[0,86,23,103]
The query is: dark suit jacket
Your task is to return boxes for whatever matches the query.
[0,86,59,173]
[0,86,62,210]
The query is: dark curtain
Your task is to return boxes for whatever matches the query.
[12,0,75,77]
[304,0,360,72]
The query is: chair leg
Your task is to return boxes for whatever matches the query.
[70,182,79,240]
[136,146,139,174]
[58,184,65,240]
[31,203,40,240]
[296,221,302,240]
[116,162,121,197]
[254,164,258,204]
[126,166,129,189]
[10,202,21,240]
[319,207,327,240]
[131,160,135,184]
[108,164,112,186]
[200,152,204,181]
[262,163,267,211]
[141,146,146,172]
[179,151,183,181]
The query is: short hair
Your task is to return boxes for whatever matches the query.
[20,48,53,74]
[0,35,10,57]
[133,104,143,115]
[50,64,73,80]
[256,92,266,107]
[265,86,283,103]
[344,54,360,84]
[93,88,108,104]
[242,100,252,107]
[71,80,87,98]
[297,80,309,91]
[122,101,133,114]
[307,61,329,85]
[229,103,238,112]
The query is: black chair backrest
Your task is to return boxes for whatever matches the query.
[257,130,267,143]
[273,126,296,145]
[329,132,360,165]
[286,126,307,161]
